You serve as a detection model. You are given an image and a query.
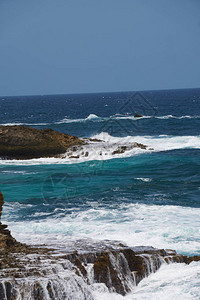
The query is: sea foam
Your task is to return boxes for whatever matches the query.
[3,203,200,256]
[0,133,200,165]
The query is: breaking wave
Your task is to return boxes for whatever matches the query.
[0,133,200,165]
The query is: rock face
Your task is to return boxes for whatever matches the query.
[0,126,83,159]
[0,191,30,258]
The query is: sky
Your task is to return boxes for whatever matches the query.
[0,0,200,96]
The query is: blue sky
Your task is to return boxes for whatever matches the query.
[0,0,200,96]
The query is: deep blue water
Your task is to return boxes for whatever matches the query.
[0,88,200,256]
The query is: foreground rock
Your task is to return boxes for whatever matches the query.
[0,191,199,299]
[0,125,83,159]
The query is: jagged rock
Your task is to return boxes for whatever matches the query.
[112,143,147,155]
[0,125,83,159]
[0,190,200,299]
[182,255,200,264]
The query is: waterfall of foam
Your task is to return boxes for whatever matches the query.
[0,246,193,300]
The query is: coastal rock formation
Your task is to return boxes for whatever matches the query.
[0,125,150,161]
[112,143,147,155]
[0,190,199,299]
[0,126,83,159]
[0,191,31,260]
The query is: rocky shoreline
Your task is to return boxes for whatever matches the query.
[0,125,150,160]
[0,190,200,299]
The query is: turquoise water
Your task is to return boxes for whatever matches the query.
[0,89,200,257]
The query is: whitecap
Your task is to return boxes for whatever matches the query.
[3,203,200,256]
[0,133,200,165]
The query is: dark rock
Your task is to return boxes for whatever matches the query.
[33,282,45,300]
[0,125,83,159]
[0,283,6,299]
[112,143,147,155]
[134,113,143,118]
[69,155,80,159]
[93,252,126,295]
[5,282,12,300]
[112,146,127,155]
[88,138,103,142]
[182,255,200,264]
[135,143,147,149]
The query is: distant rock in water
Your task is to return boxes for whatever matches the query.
[112,143,147,155]
[0,125,83,159]
[134,113,143,118]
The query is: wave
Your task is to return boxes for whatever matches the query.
[56,114,200,124]
[155,114,200,119]
[0,122,50,126]
[56,114,102,124]
[93,132,200,151]
[93,261,200,300]
[0,133,200,165]
[3,202,200,256]
[3,201,200,299]
[1,114,199,127]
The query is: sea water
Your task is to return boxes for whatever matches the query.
[0,89,200,299]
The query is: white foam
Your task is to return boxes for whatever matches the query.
[3,203,200,256]
[0,133,200,165]
[92,261,200,300]
[55,114,200,124]
[156,114,200,120]
[1,170,37,175]
[92,132,200,152]
[57,114,101,124]
[1,115,199,127]
[135,178,152,182]
[0,122,49,126]
[86,114,99,120]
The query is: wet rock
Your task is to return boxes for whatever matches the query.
[134,113,143,118]
[182,255,200,264]
[88,138,103,142]
[69,155,80,159]
[112,143,147,155]
[93,252,126,295]
[33,282,46,300]
[112,146,127,155]
[0,190,200,298]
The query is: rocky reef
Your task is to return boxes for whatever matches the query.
[0,190,199,299]
[0,125,152,161]
[0,126,83,159]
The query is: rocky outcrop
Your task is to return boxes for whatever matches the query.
[0,191,35,259]
[0,125,151,160]
[0,242,199,300]
[112,143,147,155]
[0,126,83,159]
[0,190,199,299]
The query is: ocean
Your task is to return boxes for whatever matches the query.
[0,88,200,299]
